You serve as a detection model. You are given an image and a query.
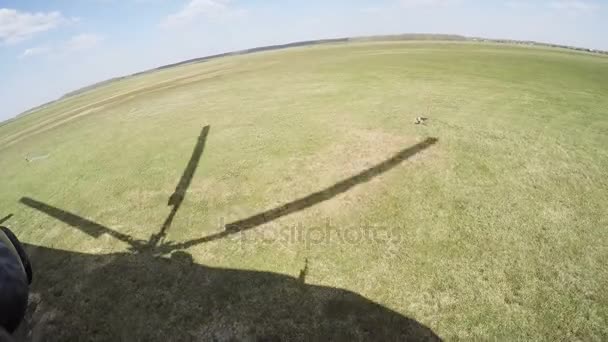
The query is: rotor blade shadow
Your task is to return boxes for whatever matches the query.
[20,197,141,250]
[150,125,210,246]
[0,213,13,225]
[174,137,438,250]
[225,137,438,231]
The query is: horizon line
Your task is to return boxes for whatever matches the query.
[5,32,607,123]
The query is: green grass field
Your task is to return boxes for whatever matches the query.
[1,41,607,340]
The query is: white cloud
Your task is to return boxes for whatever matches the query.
[399,0,462,8]
[19,33,103,59]
[161,0,243,28]
[0,8,68,44]
[65,33,104,52]
[549,0,600,13]
[19,46,52,58]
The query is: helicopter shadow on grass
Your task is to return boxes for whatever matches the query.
[19,243,441,341]
[18,126,441,340]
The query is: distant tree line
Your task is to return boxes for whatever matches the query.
[468,37,607,55]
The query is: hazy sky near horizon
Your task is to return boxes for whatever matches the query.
[0,0,606,120]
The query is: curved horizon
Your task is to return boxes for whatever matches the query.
[6,32,607,122]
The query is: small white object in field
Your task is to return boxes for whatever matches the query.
[25,154,50,163]
[414,117,428,125]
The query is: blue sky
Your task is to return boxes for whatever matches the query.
[1,0,606,120]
